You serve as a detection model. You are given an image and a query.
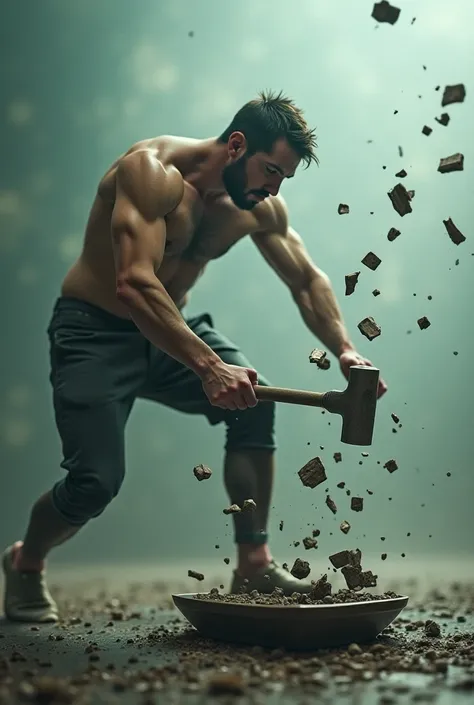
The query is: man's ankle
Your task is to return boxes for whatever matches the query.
[12,541,44,572]
[236,543,272,576]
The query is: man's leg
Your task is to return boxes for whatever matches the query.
[224,449,274,574]
[11,491,82,572]
[187,316,278,576]
[3,298,146,621]
[139,312,314,594]
[219,372,314,593]
[9,391,134,572]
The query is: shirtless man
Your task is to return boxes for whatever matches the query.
[2,91,387,622]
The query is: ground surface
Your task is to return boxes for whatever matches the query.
[0,558,473,704]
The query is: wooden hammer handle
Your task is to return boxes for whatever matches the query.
[254,385,325,408]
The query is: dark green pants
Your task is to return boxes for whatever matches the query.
[47,297,276,533]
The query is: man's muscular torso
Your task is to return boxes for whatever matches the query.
[62,135,272,318]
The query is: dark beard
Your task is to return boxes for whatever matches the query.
[222,156,257,211]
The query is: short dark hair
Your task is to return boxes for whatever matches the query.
[218,90,318,168]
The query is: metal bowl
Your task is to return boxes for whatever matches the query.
[172,593,408,650]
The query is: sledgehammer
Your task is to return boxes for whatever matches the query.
[255,365,380,446]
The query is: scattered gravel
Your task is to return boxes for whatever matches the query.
[0,579,473,702]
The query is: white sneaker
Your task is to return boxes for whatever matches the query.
[2,545,59,622]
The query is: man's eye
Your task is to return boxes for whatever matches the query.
[265,166,277,174]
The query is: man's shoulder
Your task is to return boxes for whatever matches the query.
[118,137,169,173]
[114,140,184,215]
[117,135,189,173]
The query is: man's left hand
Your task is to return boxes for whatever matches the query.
[339,350,387,399]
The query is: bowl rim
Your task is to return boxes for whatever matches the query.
[171,593,409,613]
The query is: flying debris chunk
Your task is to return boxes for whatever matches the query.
[435,113,450,126]
[360,570,378,588]
[361,252,381,271]
[443,218,466,245]
[298,457,327,488]
[223,504,241,515]
[291,558,311,579]
[329,549,377,589]
[341,566,377,589]
[326,495,337,514]
[373,289,381,297]
[441,84,466,107]
[422,126,433,136]
[418,316,431,330]
[388,183,412,216]
[384,459,398,474]
[242,499,256,512]
[329,549,361,569]
[303,537,318,550]
[371,1,401,24]
[193,464,212,481]
[351,497,364,512]
[438,153,464,173]
[387,227,401,241]
[340,520,351,534]
[345,272,360,295]
[395,169,407,178]
[188,570,205,581]
[338,203,350,215]
[358,317,381,341]
[309,348,330,369]
[341,565,363,589]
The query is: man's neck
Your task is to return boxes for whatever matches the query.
[181,137,228,198]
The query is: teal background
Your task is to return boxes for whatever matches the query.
[1,0,472,570]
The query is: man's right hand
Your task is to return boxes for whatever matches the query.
[201,363,258,410]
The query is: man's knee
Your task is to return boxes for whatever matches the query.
[225,375,277,452]
[52,471,124,525]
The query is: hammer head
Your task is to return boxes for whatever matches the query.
[324,365,379,445]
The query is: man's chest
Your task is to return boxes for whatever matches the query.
[164,187,259,263]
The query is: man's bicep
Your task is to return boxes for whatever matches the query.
[110,152,178,285]
[111,209,167,285]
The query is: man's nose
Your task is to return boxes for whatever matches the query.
[265,183,281,197]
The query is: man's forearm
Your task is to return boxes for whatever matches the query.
[117,279,221,377]
[293,270,355,357]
